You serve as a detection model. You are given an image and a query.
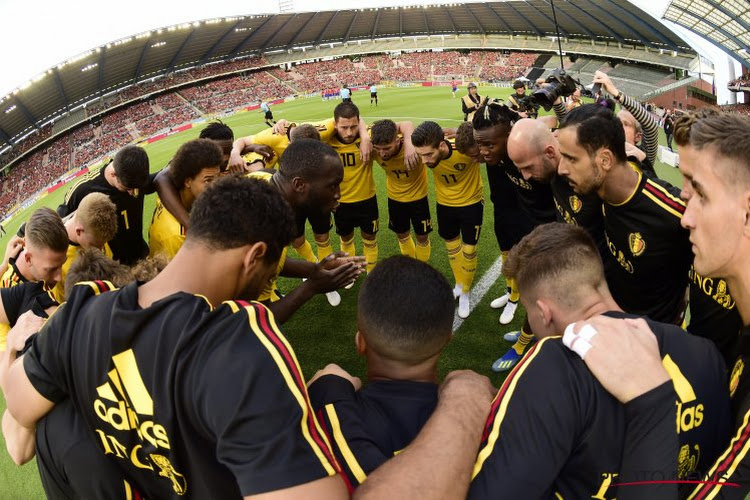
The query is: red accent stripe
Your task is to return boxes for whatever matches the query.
[317,408,355,493]
[480,341,542,444]
[693,419,750,499]
[644,182,685,213]
[94,280,111,293]
[251,303,341,472]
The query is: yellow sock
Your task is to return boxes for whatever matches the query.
[397,235,416,258]
[508,277,520,303]
[316,235,333,261]
[363,238,378,273]
[445,238,464,287]
[460,243,477,293]
[294,239,317,263]
[415,239,431,262]
[513,329,534,356]
[340,236,356,257]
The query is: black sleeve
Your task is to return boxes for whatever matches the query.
[1,283,31,326]
[140,172,159,195]
[187,303,336,496]
[616,380,678,500]
[469,339,581,499]
[309,375,389,487]
[23,301,73,404]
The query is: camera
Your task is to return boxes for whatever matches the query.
[515,95,541,119]
[531,69,580,111]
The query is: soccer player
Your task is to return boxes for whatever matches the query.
[370,119,432,262]
[557,104,693,325]
[51,193,118,302]
[472,100,555,370]
[341,85,352,103]
[451,79,458,98]
[307,255,452,487]
[58,145,154,265]
[2,176,349,500]
[260,101,275,127]
[411,120,482,319]
[470,222,730,499]
[149,139,223,260]
[370,84,378,106]
[461,83,486,122]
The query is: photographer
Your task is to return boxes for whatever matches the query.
[461,83,487,122]
[507,80,527,112]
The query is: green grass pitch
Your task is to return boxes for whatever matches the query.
[0,85,684,497]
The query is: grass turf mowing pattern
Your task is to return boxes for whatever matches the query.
[0,86,683,497]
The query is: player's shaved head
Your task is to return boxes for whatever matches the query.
[504,223,605,310]
[358,256,453,365]
[289,124,321,142]
[279,138,341,180]
[507,119,557,182]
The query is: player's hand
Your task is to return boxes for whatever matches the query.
[7,311,45,354]
[307,253,365,293]
[625,142,646,162]
[272,119,290,135]
[404,142,420,171]
[320,251,366,272]
[227,152,247,173]
[360,136,373,165]
[307,363,362,390]
[563,315,669,403]
[593,71,618,98]
[3,236,24,266]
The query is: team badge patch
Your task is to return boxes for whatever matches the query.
[569,195,582,213]
[628,232,646,257]
[730,358,744,398]
[453,163,466,171]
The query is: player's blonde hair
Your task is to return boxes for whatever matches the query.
[76,193,118,247]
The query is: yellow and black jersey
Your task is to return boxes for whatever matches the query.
[247,171,288,302]
[149,199,186,261]
[247,127,291,169]
[0,256,29,289]
[688,268,743,365]
[550,173,606,257]
[52,243,113,303]
[23,281,339,499]
[0,280,57,351]
[373,141,428,203]
[500,159,556,225]
[308,375,437,488]
[429,140,482,207]
[602,171,693,324]
[316,118,375,203]
[470,311,730,500]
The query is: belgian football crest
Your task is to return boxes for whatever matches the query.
[569,195,582,213]
[453,163,466,171]
[730,358,744,398]
[628,232,646,257]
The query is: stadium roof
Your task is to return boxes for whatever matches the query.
[664,0,750,69]
[0,0,693,146]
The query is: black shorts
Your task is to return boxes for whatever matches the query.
[334,196,379,236]
[295,211,333,238]
[371,92,377,98]
[388,197,432,235]
[342,97,352,103]
[436,201,484,245]
[264,111,274,120]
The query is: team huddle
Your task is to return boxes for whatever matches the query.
[1,76,750,500]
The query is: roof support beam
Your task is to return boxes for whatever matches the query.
[168,30,198,72]
[702,0,750,34]
[598,0,680,51]
[526,1,571,37]
[263,15,298,49]
[133,36,153,83]
[540,0,595,39]
[229,17,275,58]
[96,47,107,97]
[286,12,318,50]
[564,1,627,45]
[580,0,656,49]
[315,12,339,45]
[442,7,459,35]
[668,5,750,55]
[423,10,431,36]
[505,2,544,37]
[52,68,69,110]
[371,10,382,39]
[13,97,39,130]
[344,11,359,43]
[0,128,12,146]
[399,8,403,37]
[481,4,514,34]
[201,21,242,64]
[463,5,486,34]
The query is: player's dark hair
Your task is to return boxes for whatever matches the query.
[472,99,520,131]
[411,121,444,149]
[199,121,234,141]
[358,256,453,364]
[113,145,150,189]
[26,207,68,253]
[290,124,322,142]
[279,139,341,180]
[370,120,398,145]
[170,139,224,189]
[454,122,476,155]
[65,248,133,299]
[504,223,603,307]
[334,101,360,121]
[560,104,627,163]
[689,114,750,187]
[673,108,720,147]
[188,175,295,262]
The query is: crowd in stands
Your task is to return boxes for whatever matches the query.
[721,103,750,115]
[729,76,750,88]
[178,72,292,114]
[480,51,537,82]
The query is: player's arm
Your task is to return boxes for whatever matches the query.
[141,172,159,195]
[154,168,190,228]
[395,121,419,171]
[355,371,494,500]
[2,410,35,465]
[246,476,348,500]
[358,118,372,165]
[0,236,23,288]
[229,136,276,172]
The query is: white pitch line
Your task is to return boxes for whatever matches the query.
[453,256,504,332]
